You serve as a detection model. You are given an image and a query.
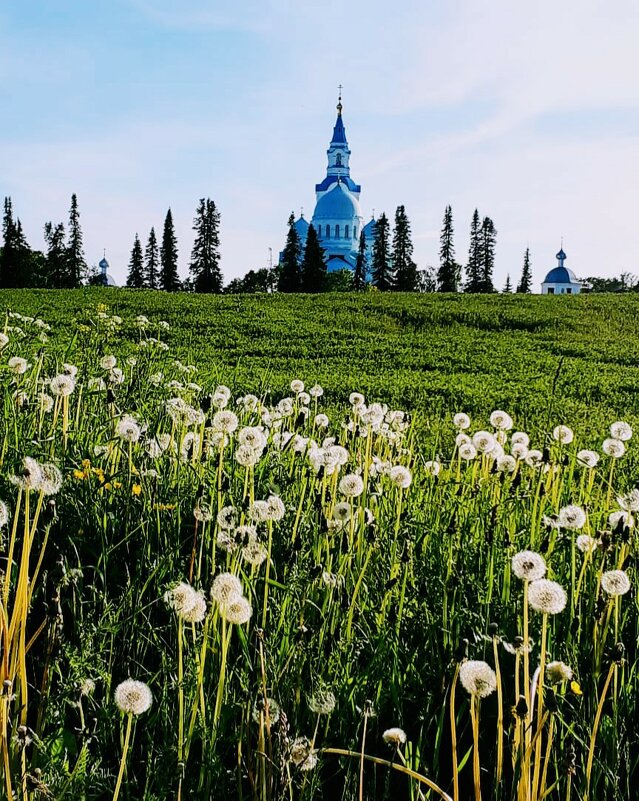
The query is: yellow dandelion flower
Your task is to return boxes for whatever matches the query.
[570,680,582,696]
[112,481,122,490]
[132,484,142,496]
[73,469,85,480]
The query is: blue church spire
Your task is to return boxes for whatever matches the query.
[315,88,361,197]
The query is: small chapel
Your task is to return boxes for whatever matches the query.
[541,247,582,295]
[285,93,376,272]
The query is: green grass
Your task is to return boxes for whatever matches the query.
[1,290,638,801]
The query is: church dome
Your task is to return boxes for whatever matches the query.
[313,182,361,220]
[99,257,109,270]
[543,265,578,284]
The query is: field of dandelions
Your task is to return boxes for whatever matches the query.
[1,293,639,801]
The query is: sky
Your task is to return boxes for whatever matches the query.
[1,0,639,288]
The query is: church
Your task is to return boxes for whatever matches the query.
[285,94,376,272]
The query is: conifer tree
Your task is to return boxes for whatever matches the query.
[160,208,180,291]
[126,234,145,288]
[503,274,512,293]
[517,247,532,293]
[392,205,418,291]
[145,227,159,289]
[437,205,460,292]
[300,223,326,292]
[44,222,68,288]
[479,216,497,293]
[353,230,367,290]
[465,209,482,292]
[371,213,393,290]
[66,193,86,287]
[189,198,223,293]
[0,198,18,288]
[278,213,302,292]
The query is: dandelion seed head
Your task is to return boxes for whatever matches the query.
[8,357,29,375]
[525,449,544,468]
[577,449,599,468]
[349,392,365,407]
[0,501,8,528]
[553,425,574,444]
[266,495,286,521]
[511,443,528,460]
[40,463,63,496]
[252,697,281,724]
[10,457,43,491]
[497,455,517,473]
[459,660,497,698]
[116,416,141,443]
[382,727,407,745]
[114,679,153,716]
[459,443,477,461]
[212,410,238,433]
[490,410,513,430]
[332,501,352,522]
[314,413,329,428]
[546,661,573,684]
[100,355,117,370]
[528,579,567,615]
[473,431,496,453]
[610,421,632,442]
[289,737,317,770]
[576,534,598,554]
[164,582,198,617]
[601,570,631,596]
[453,413,471,430]
[249,500,270,523]
[238,426,267,451]
[181,592,207,623]
[617,489,639,512]
[309,384,324,398]
[390,464,414,486]
[512,551,547,582]
[339,473,364,497]
[220,594,252,624]
[50,374,76,397]
[235,444,261,467]
[0,332,9,350]
[609,510,634,530]
[210,573,243,605]
[511,432,530,447]
[558,505,587,530]
[242,541,268,566]
[603,438,625,458]
[290,379,304,393]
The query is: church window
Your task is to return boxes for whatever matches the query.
[324,226,329,239]
[336,153,342,166]
[345,225,349,239]
[354,226,357,239]
[566,288,572,294]
[335,224,340,238]
[547,287,555,295]
[317,225,321,236]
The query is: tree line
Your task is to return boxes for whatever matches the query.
[0,195,224,293]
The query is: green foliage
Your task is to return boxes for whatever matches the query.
[465,208,482,293]
[392,205,418,292]
[189,198,223,293]
[301,223,326,292]
[160,208,180,292]
[438,205,460,292]
[67,193,87,287]
[126,234,144,288]
[353,230,367,290]
[1,292,638,801]
[517,247,532,294]
[278,212,302,292]
[145,227,159,290]
[372,213,392,290]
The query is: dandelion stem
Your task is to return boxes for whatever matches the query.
[585,661,616,799]
[112,714,133,801]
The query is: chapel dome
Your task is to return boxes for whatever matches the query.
[543,265,578,284]
[313,182,361,220]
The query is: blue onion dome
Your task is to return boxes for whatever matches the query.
[544,265,578,283]
[294,217,309,234]
[99,256,109,270]
[313,182,361,220]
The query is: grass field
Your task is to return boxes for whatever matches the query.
[1,290,638,801]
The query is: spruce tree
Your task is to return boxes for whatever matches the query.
[517,247,532,293]
[300,223,326,292]
[278,213,302,292]
[465,209,482,292]
[392,205,418,291]
[66,193,86,287]
[479,217,497,293]
[503,274,512,293]
[126,234,145,288]
[44,222,68,288]
[353,230,367,290]
[371,213,392,290]
[145,227,160,289]
[160,208,180,291]
[437,205,459,292]
[0,197,18,287]
[189,198,223,293]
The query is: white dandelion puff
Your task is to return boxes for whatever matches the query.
[553,425,574,444]
[576,534,598,554]
[528,579,567,615]
[210,573,243,605]
[50,374,76,397]
[490,410,513,431]
[459,661,497,698]
[114,679,153,716]
[610,421,632,442]
[382,727,407,745]
[558,505,587,530]
[453,413,471,430]
[577,449,599,468]
[546,661,573,684]
[512,551,547,582]
[339,474,364,497]
[600,570,631,596]
[602,438,625,458]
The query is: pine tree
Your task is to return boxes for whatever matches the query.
[0,197,19,287]
[479,217,497,293]
[517,247,532,293]
[371,213,392,290]
[44,222,68,288]
[145,227,160,289]
[438,205,459,292]
[66,193,86,287]
[189,198,223,293]
[353,230,367,290]
[503,274,512,293]
[300,223,326,292]
[160,208,180,291]
[126,234,145,288]
[465,209,482,292]
[392,205,418,291]
[278,213,302,292]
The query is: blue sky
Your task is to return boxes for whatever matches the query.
[1,0,638,287]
